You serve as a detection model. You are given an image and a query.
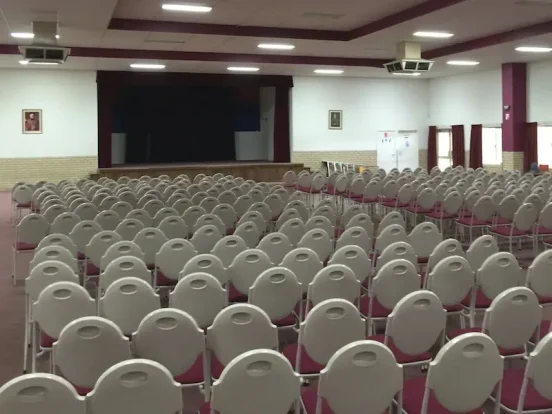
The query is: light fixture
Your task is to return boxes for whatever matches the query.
[19,60,29,65]
[413,31,454,38]
[257,43,295,50]
[11,32,60,39]
[24,61,60,65]
[447,60,480,66]
[515,46,552,53]
[130,63,166,69]
[314,69,344,74]
[162,3,212,12]
[392,72,421,76]
[227,66,260,72]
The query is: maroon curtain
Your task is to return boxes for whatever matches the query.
[273,87,291,162]
[451,124,466,167]
[469,124,483,169]
[524,122,538,172]
[427,126,437,171]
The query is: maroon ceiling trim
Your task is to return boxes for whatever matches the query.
[108,0,472,42]
[424,19,552,59]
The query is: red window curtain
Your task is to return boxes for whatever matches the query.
[273,87,291,163]
[427,126,437,171]
[451,124,466,167]
[524,122,538,172]
[469,124,483,169]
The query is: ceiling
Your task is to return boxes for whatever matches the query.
[1,0,552,78]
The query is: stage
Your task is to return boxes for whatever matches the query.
[93,161,305,182]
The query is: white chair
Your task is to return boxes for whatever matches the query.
[401,332,503,414]
[297,228,332,263]
[424,238,465,284]
[133,308,207,388]
[180,253,227,284]
[328,245,372,287]
[30,245,78,273]
[73,203,99,221]
[276,208,302,230]
[99,255,151,293]
[280,218,307,248]
[527,250,552,309]
[305,215,334,241]
[94,210,121,231]
[378,211,406,235]
[154,238,197,287]
[282,299,365,378]
[69,220,102,260]
[234,194,255,218]
[234,221,261,248]
[53,316,131,395]
[171,273,227,329]
[375,241,417,274]
[195,213,226,235]
[190,224,222,254]
[281,247,323,298]
[100,240,145,271]
[257,232,293,265]
[209,349,301,414]
[211,235,247,268]
[133,227,168,268]
[115,218,145,241]
[466,234,499,273]
[43,204,67,224]
[51,212,80,236]
[264,194,285,220]
[305,265,360,315]
[206,304,278,379]
[408,222,442,264]
[0,373,86,414]
[228,249,273,302]
[111,201,133,218]
[212,203,237,234]
[238,210,267,234]
[345,213,374,237]
[152,207,178,227]
[172,198,193,216]
[84,230,122,278]
[36,233,78,258]
[374,224,408,257]
[157,215,188,240]
[183,206,207,235]
[300,340,403,414]
[87,359,181,414]
[335,226,372,255]
[126,209,153,227]
[99,277,160,336]
[13,214,50,283]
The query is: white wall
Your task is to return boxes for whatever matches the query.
[528,60,552,123]
[291,76,429,151]
[428,69,502,149]
[0,69,98,158]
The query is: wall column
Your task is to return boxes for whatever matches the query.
[502,63,527,171]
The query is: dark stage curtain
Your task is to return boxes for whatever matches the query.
[427,126,437,171]
[525,122,538,172]
[122,86,236,164]
[451,124,465,167]
[469,124,483,169]
[273,86,291,162]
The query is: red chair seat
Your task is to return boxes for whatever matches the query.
[301,389,388,414]
[531,320,551,343]
[499,368,552,411]
[77,252,86,260]
[298,186,311,192]
[402,376,483,414]
[448,328,525,356]
[380,197,395,203]
[461,290,493,309]
[405,206,433,214]
[282,343,325,375]
[543,237,552,245]
[368,334,431,364]
[538,295,552,304]
[73,384,93,396]
[156,270,177,287]
[487,217,511,226]
[444,303,463,313]
[418,257,429,264]
[274,313,297,327]
[173,354,204,384]
[334,228,344,238]
[210,353,225,379]
[359,296,391,318]
[16,202,31,208]
[41,332,56,348]
[489,226,528,236]
[456,217,487,226]
[85,263,100,276]
[225,228,235,235]
[426,211,457,219]
[228,284,247,302]
[532,226,552,235]
[13,242,38,251]
[360,198,378,204]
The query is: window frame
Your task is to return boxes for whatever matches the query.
[481,125,503,166]
[437,128,453,170]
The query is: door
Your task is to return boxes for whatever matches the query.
[396,131,419,171]
[377,131,398,173]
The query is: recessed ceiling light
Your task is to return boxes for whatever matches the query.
[257,43,295,50]
[515,46,552,52]
[413,31,454,38]
[11,32,60,39]
[227,66,260,72]
[162,3,212,12]
[392,72,421,76]
[19,60,29,65]
[130,63,166,69]
[314,69,344,74]
[447,60,480,66]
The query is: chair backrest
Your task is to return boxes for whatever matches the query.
[512,202,539,231]
[34,281,96,341]
[54,316,131,391]
[212,203,237,232]
[527,250,552,298]
[374,224,408,253]
[180,253,227,285]
[94,210,121,231]
[87,359,181,414]
[497,195,520,221]
[280,247,323,294]
[17,213,50,245]
[308,264,360,307]
[284,200,309,222]
[0,374,85,414]
[100,240,145,270]
[256,232,293,265]
[378,212,406,235]
[249,267,302,322]
[210,349,300,414]
[100,255,150,292]
[371,259,420,312]
[212,235,247,268]
[74,203,99,221]
[336,226,372,254]
[328,244,372,284]
[195,213,226,235]
[423,333,503,414]
[190,224,222,254]
[466,235,499,272]
[477,252,524,301]
[152,207,178,227]
[157,215,188,240]
[228,249,273,295]
[386,290,446,356]
[341,205,364,228]
[206,304,278,368]
[427,255,474,306]
[275,208,302,230]
[171,273,227,329]
[182,205,207,231]
[426,238,465,275]
[30,245,78,273]
[408,222,442,260]
[50,212,80,236]
[279,218,307,247]
[346,213,373,235]
[132,227,168,265]
[155,239,197,282]
[317,340,402,414]
[483,287,541,352]
[238,210,267,234]
[25,260,79,301]
[36,233,78,257]
[297,228,332,262]
[115,218,145,241]
[521,332,552,405]
[376,241,417,272]
[100,277,160,336]
[305,215,334,240]
[86,230,122,267]
[299,299,365,367]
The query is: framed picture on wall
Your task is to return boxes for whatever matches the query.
[22,109,42,134]
[328,110,342,130]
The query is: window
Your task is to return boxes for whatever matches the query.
[538,126,552,166]
[437,129,452,170]
[482,127,503,165]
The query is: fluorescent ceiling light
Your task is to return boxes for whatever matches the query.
[258,43,295,50]
[19,60,29,65]
[515,46,552,52]
[413,31,454,38]
[162,3,212,12]
[314,69,344,74]
[130,63,166,69]
[227,66,260,72]
[447,60,480,65]
[28,61,60,65]
[392,72,421,76]
[11,32,60,39]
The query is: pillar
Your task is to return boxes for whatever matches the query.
[502,63,527,171]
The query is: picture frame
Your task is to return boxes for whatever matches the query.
[328,110,342,130]
[22,109,42,134]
